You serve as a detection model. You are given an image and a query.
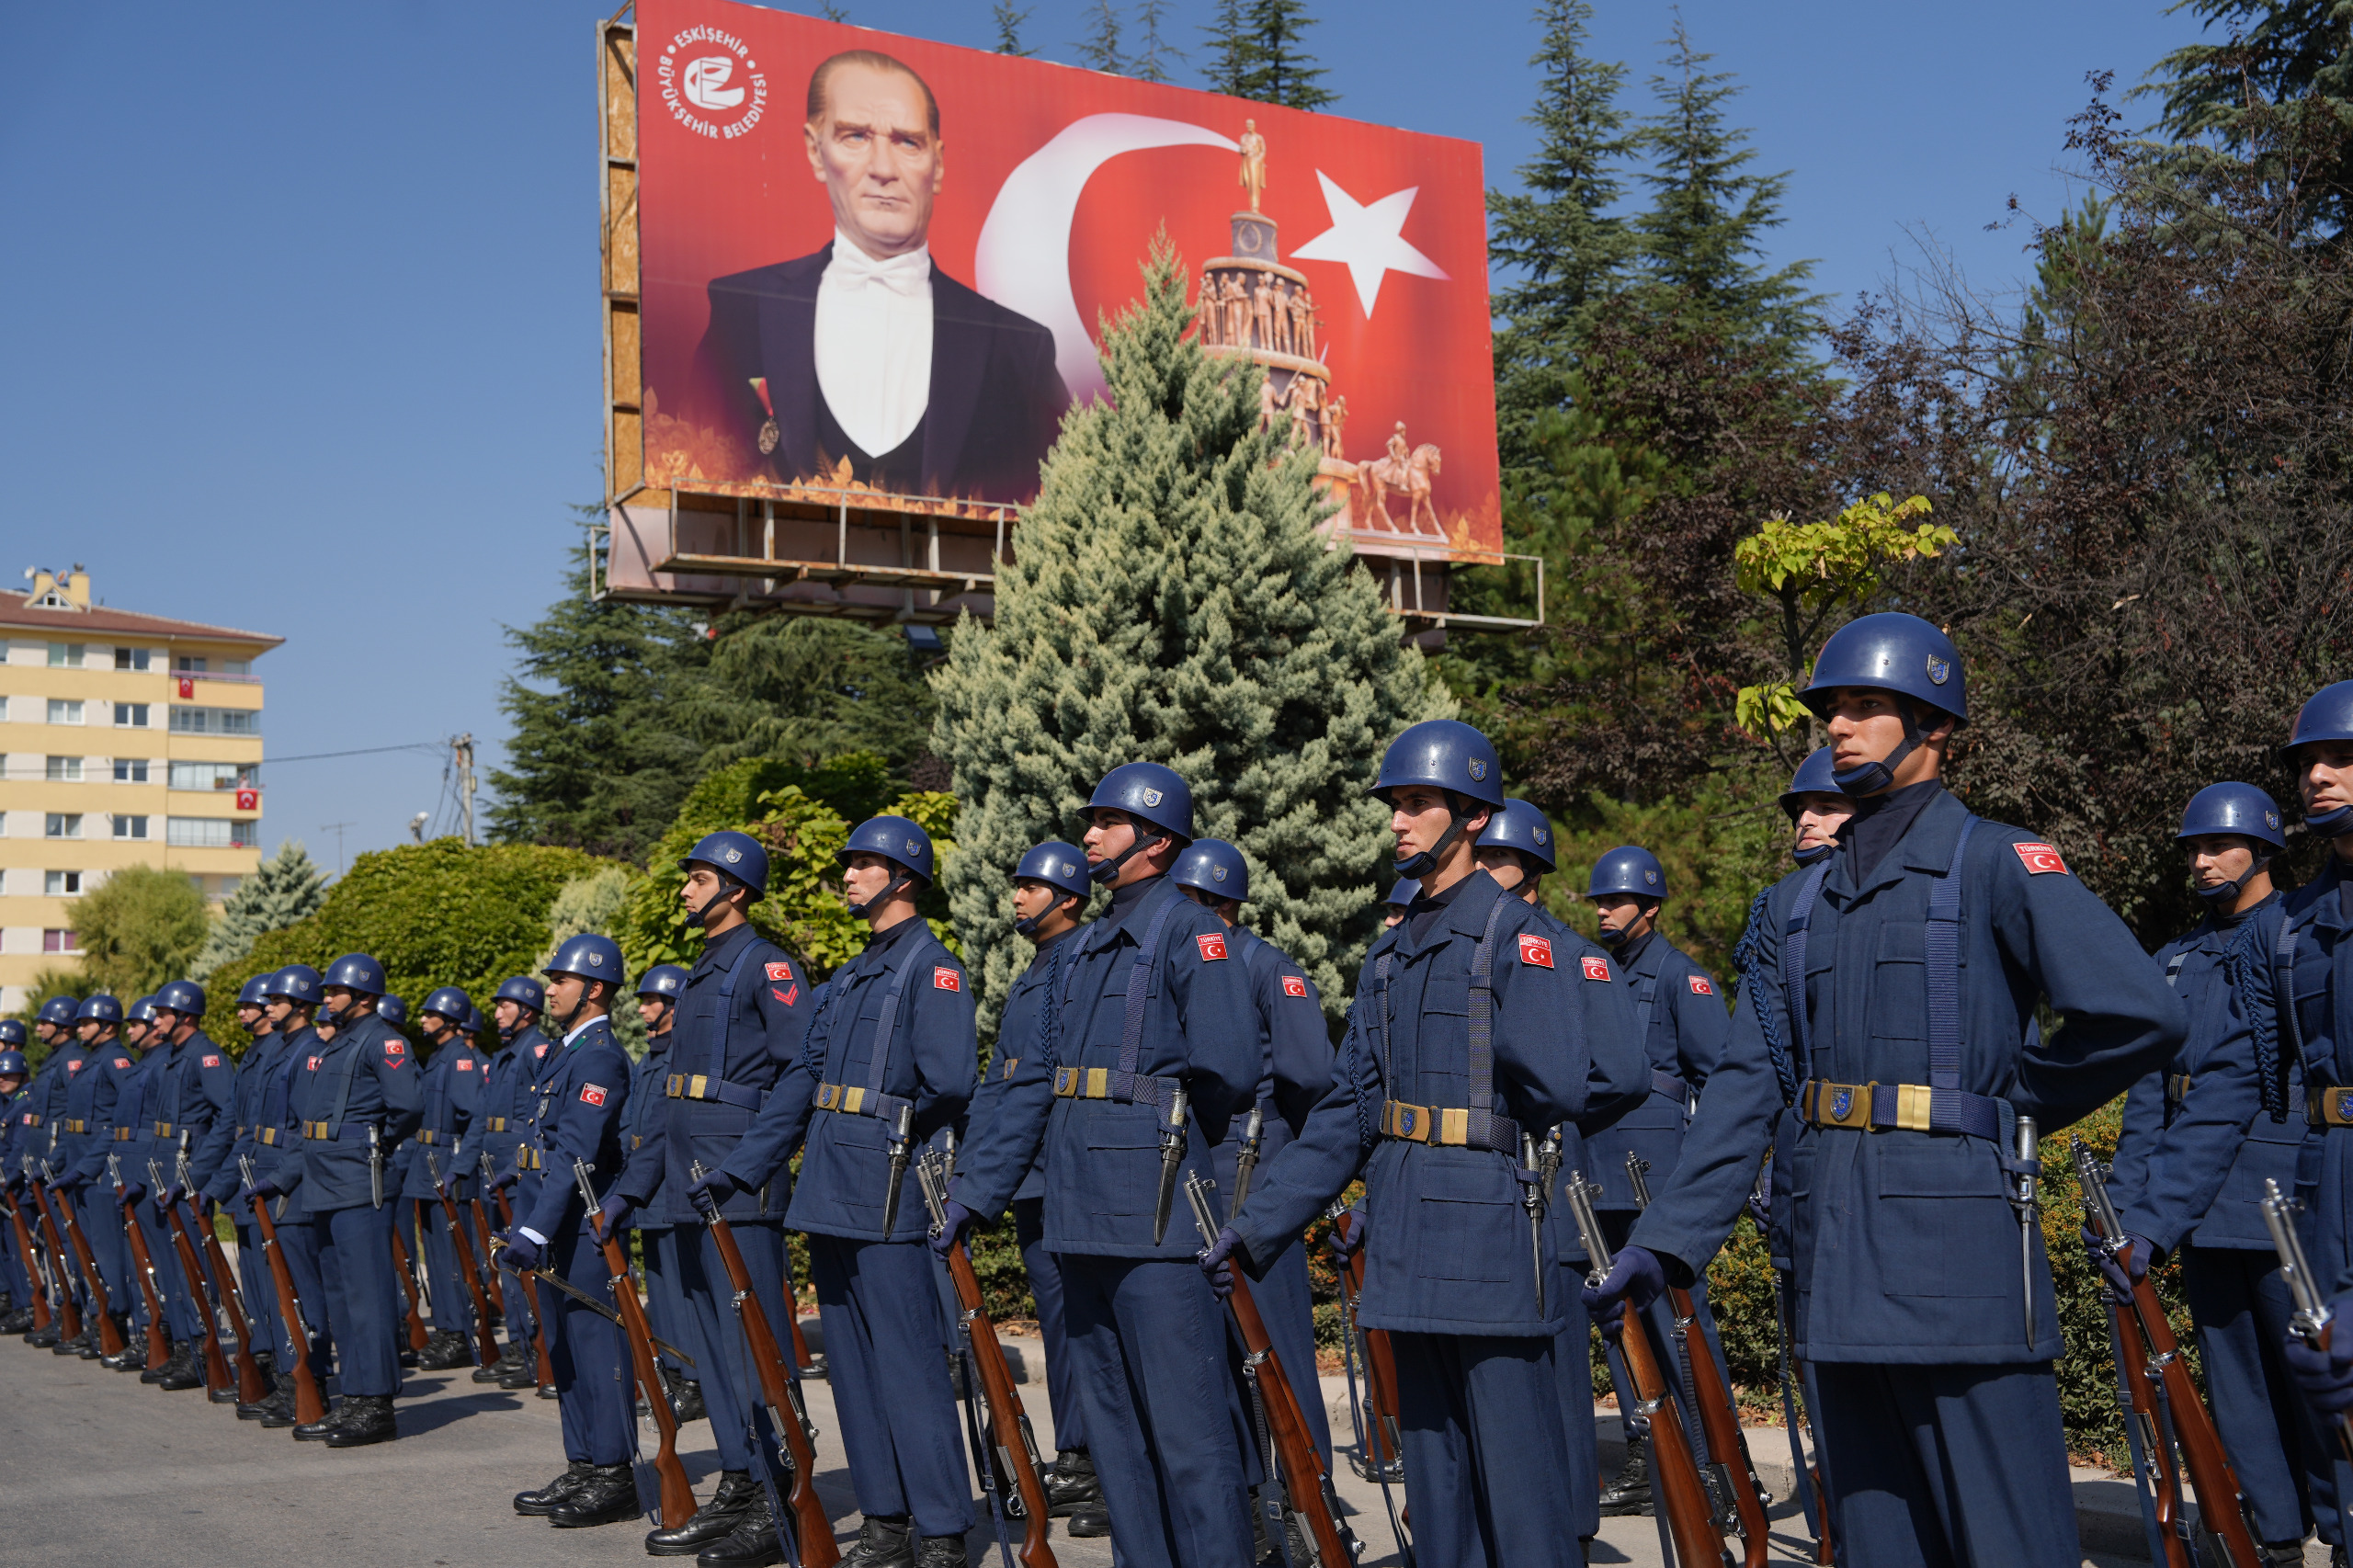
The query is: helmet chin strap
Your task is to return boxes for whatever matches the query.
[1088,828,1165,886]
[2197,851,2276,903]
[1392,800,1466,881]
[1792,840,1836,867]
[2307,803,2353,838]
[684,876,741,928]
[1833,704,1927,797]
[847,869,916,921]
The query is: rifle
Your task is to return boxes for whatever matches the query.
[2076,1141,2261,1568]
[4,1182,55,1333]
[28,1162,92,1347]
[1186,1174,1357,1568]
[484,1149,555,1391]
[1566,1168,1732,1568]
[1627,1154,1769,1567]
[916,1148,1057,1568]
[576,1160,698,1530]
[178,1137,267,1403]
[2263,1178,2353,1463]
[151,1157,233,1397]
[690,1162,841,1568]
[426,1148,500,1367]
[242,1153,327,1426]
[390,1208,432,1353]
[785,1275,821,1377]
[1329,1205,1406,1486]
[110,1154,172,1370]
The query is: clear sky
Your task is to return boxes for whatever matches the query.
[1,0,2206,877]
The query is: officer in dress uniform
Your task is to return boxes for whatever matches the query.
[709,815,978,1568]
[2099,783,2335,1566]
[1592,613,2187,1568]
[1208,727,1648,1568]
[478,975,552,1392]
[205,974,287,1415]
[24,994,90,1354]
[404,985,488,1370]
[619,830,814,1566]
[56,994,142,1359]
[131,980,235,1391]
[952,842,1103,1532]
[266,953,422,1447]
[622,963,705,1420]
[503,934,641,1529]
[242,965,335,1426]
[941,763,1261,1568]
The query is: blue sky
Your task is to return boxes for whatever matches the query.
[1,0,2205,873]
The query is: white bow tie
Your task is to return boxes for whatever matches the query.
[826,240,929,298]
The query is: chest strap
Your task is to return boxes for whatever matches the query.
[1051,898,1184,1108]
[808,941,929,1119]
[1798,1077,2003,1141]
[1379,1097,1523,1153]
[665,1073,769,1111]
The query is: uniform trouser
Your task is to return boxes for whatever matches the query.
[234,1218,284,1367]
[809,1233,975,1537]
[273,1207,335,1382]
[74,1182,132,1325]
[416,1199,478,1339]
[1222,1235,1334,1492]
[1813,1360,2077,1568]
[540,1222,634,1466]
[392,1197,421,1334]
[1392,1329,1584,1568]
[1551,1264,1602,1540]
[677,1218,792,1475]
[311,1202,402,1398]
[2182,1241,2344,1546]
[640,1226,700,1377]
[1,1205,30,1307]
[1597,1209,1731,1468]
[1014,1198,1086,1452]
[1062,1253,1253,1568]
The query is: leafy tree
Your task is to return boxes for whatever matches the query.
[673,613,939,778]
[1076,0,1123,74]
[70,865,211,1002]
[2143,1,2353,237]
[992,1,1035,55]
[931,240,1451,1030]
[192,838,327,979]
[1201,0,1256,97]
[542,865,647,1056]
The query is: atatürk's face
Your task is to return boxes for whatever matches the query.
[805,62,942,262]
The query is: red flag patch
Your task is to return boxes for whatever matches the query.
[112,1058,130,1070]
[933,967,961,992]
[1281,975,1309,998]
[1517,934,1554,969]
[766,961,793,983]
[1688,975,1714,996]
[1197,933,1230,962]
[534,1043,549,1058]
[66,1059,82,1073]
[2014,842,2071,876]
[581,1084,608,1107]
[383,1040,404,1056]
[201,1054,221,1067]
[456,1058,474,1071]
[307,1056,322,1071]
[1580,955,1612,983]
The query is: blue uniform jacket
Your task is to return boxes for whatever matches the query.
[612,1028,676,1226]
[276,1015,424,1214]
[513,1016,632,1242]
[1580,931,1730,1211]
[645,922,815,1226]
[2109,903,2283,1255]
[2240,854,2353,1290]
[966,926,1084,1210]
[722,915,976,1243]
[487,1026,555,1177]
[1231,869,1649,1336]
[122,1031,235,1199]
[953,875,1260,1260]
[62,1038,142,1187]
[203,1030,287,1213]
[18,1043,76,1179]
[1210,928,1328,1203]
[399,1035,489,1201]
[1627,786,2186,1364]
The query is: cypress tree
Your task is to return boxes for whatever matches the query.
[1131,0,1186,85]
[1236,0,1336,110]
[1076,1,1124,74]
[192,839,329,979]
[1202,0,1257,97]
[932,241,1452,1027]
[992,2,1035,56]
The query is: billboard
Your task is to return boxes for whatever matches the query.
[631,0,1501,560]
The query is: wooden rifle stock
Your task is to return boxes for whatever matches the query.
[1667,1274,1769,1566]
[1334,1210,1404,1474]
[6,1187,54,1332]
[786,1278,819,1375]
[431,1174,501,1368]
[155,1183,234,1396]
[585,1208,699,1529]
[929,1213,1057,1564]
[489,1179,557,1389]
[190,1197,269,1404]
[2122,1257,2262,1568]
[28,1178,89,1346]
[247,1182,328,1425]
[2109,1291,2196,1568]
[700,1203,840,1567]
[115,1176,172,1369]
[391,1208,432,1352]
[1613,1289,1732,1566]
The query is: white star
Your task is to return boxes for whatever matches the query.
[1290,171,1450,317]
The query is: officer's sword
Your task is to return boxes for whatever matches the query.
[1153,1086,1189,1246]
[2009,1115,2040,1349]
[488,1237,697,1367]
[1233,1104,1265,1212]
[881,1103,915,1239]
[2263,1178,2353,1460]
[367,1125,383,1211]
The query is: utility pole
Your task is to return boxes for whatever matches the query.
[321,822,356,878]
[452,733,477,846]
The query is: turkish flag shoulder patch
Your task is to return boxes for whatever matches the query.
[456,1058,474,1071]
[1196,933,1229,962]
[383,1039,404,1056]
[933,967,961,992]
[766,961,793,983]
[1579,955,1612,983]
[307,1056,322,1071]
[1688,974,1714,996]
[1281,974,1309,998]
[1517,934,1553,968]
[201,1053,221,1067]
[2013,842,2071,876]
[581,1084,607,1107]
[66,1059,82,1072]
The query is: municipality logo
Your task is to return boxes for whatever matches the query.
[658,26,768,141]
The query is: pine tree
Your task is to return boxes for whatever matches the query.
[992,1,1035,56]
[1234,0,1336,110]
[932,240,1451,1028]
[192,839,329,979]
[1076,1,1124,74]
[2143,2,2353,236]
[1131,0,1187,84]
[1202,0,1258,97]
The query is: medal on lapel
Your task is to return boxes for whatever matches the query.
[749,377,779,456]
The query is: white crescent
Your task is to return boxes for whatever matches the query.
[975,113,1239,406]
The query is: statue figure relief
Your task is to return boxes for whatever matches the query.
[1252,276,1278,354]
[1358,421,1444,536]
[1226,276,1250,349]
[1323,392,1348,459]
[1238,119,1268,213]
[1197,280,1222,345]
[1289,289,1316,361]
[1258,374,1281,433]
[1286,375,1318,448]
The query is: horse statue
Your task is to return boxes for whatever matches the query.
[1357,442,1444,536]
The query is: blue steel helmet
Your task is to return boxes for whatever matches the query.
[153,979,206,1019]
[1476,799,1557,875]
[1012,841,1091,902]
[1779,747,1843,819]
[2177,783,2287,851]
[420,985,472,1025]
[0,1019,24,1047]
[1086,763,1196,842]
[263,964,323,1005]
[234,975,271,1008]
[1588,846,1667,903]
[377,994,408,1027]
[77,994,124,1025]
[0,1050,26,1077]
[493,975,545,1014]
[547,934,627,994]
[37,995,80,1028]
[635,963,689,1001]
[1172,839,1252,903]
[838,815,937,884]
[1382,879,1420,910]
[323,953,387,997]
[1370,720,1506,811]
[1799,613,1968,725]
[2281,680,2353,760]
[680,830,769,898]
[128,996,158,1025]
[464,1006,488,1037]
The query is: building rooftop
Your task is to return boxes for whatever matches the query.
[0,567,281,649]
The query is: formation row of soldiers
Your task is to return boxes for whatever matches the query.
[11,608,2353,1568]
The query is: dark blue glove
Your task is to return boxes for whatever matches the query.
[2083,1227,2153,1303]
[1328,1212,1366,1263]
[930,1199,976,1258]
[688,1168,742,1214]
[51,1172,85,1195]
[490,1168,518,1193]
[2285,1313,2353,1415]
[595,1192,631,1238]
[1745,1184,1772,1232]
[1582,1244,1666,1331]
[501,1233,543,1272]
[1199,1226,1242,1301]
[240,1176,279,1203]
[115,1179,145,1206]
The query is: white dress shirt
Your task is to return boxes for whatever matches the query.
[813,228,934,459]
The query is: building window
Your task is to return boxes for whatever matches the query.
[45,870,81,896]
[112,814,149,841]
[46,643,85,669]
[44,756,83,781]
[168,760,257,790]
[42,929,79,954]
[46,699,83,725]
[165,817,252,849]
[215,875,242,898]
[113,647,152,672]
[113,702,150,728]
[223,658,251,676]
[44,813,82,839]
[169,706,259,735]
[113,757,150,783]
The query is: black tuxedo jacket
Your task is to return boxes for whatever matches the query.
[691,243,1070,503]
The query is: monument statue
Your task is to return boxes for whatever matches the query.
[1238,119,1268,214]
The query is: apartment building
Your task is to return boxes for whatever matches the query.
[0,567,282,1012]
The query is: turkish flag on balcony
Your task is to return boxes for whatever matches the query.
[176,676,193,699]
[235,789,258,812]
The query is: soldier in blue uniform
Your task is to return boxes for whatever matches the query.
[28,994,96,1354]
[1381,879,1416,930]
[941,763,1261,1568]
[1591,613,2187,1568]
[620,830,814,1566]
[0,1035,29,1333]
[620,962,704,1421]
[128,979,236,1391]
[477,975,552,1392]
[402,985,488,1370]
[502,934,641,1529]
[1206,727,1647,1568]
[706,815,978,1568]
[203,973,288,1415]
[55,994,142,1360]
[242,965,336,1426]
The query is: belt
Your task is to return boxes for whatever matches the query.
[1797,1078,2004,1141]
[1051,1065,1180,1109]
[301,1120,344,1141]
[2166,1073,2192,1105]
[2308,1086,2353,1128]
[153,1121,177,1138]
[1651,1070,1688,1103]
[483,1117,508,1132]
[665,1073,770,1112]
[415,1129,454,1145]
[812,1082,913,1122]
[62,1119,87,1134]
[257,1127,284,1146]
[1377,1098,1523,1155]
[517,1147,546,1171]
[110,1128,135,1142]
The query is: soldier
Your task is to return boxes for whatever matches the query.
[941,763,1260,1568]
[18,995,82,1352]
[55,995,142,1362]
[404,985,487,1370]
[1591,613,2186,1566]
[0,1032,29,1334]
[703,815,977,1567]
[241,964,334,1427]
[1381,879,1416,930]
[477,975,552,1392]
[203,974,286,1415]
[129,980,236,1392]
[504,934,640,1529]
[123,997,155,1053]
[620,963,704,1421]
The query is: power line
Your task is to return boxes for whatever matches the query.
[260,742,445,766]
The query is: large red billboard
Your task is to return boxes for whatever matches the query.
[634,0,1500,559]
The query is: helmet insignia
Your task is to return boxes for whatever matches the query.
[724,848,742,863]
[1926,654,1951,686]
[1211,864,1227,882]
[1468,758,1487,782]
[905,837,921,857]
[1533,826,1549,844]
[1643,869,1659,885]
[587,953,603,967]
[1141,788,1163,808]
[2268,810,2281,830]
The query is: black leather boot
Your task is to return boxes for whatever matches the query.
[645,1470,756,1556]
[292,1397,348,1441]
[835,1514,914,1568]
[0,1309,33,1334]
[48,1324,87,1356]
[1597,1434,1652,1517]
[257,1372,302,1428]
[1046,1449,1099,1517]
[474,1344,523,1383]
[324,1392,397,1447]
[549,1464,644,1528]
[1065,1506,1109,1539]
[100,1341,144,1371]
[913,1536,967,1568]
[158,1342,207,1391]
[142,1341,187,1383]
[417,1331,472,1370]
[24,1319,61,1347]
[696,1488,788,1568]
[235,1369,285,1422]
[515,1460,599,1516]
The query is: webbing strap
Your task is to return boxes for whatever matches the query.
[2274,907,2313,1065]
[1781,863,1830,1072]
[1924,818,1981,1091]
[1114,897,1183,1085]
[1631,974,1659,1043]
[2164,951,2190,990]
[858,940,932,1105]
[1463,894,1513,1154]
[703,938,766,1084]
